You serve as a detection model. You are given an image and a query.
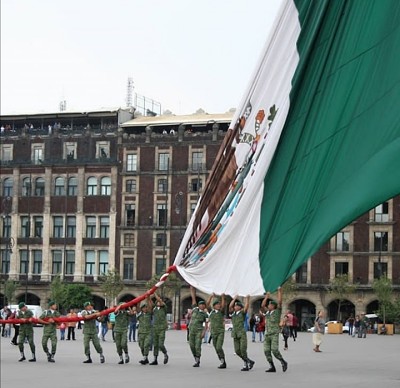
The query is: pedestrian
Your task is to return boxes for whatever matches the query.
[313,310,325,352]
[80,301,105,364]
[1,306,11,336]
[206,293,226,369]
[100,307,109,341]
[137,297,153,365]
[150,292,169,365]
[16,302,36,362]
[261,287,288,372]
[286,309,295,341]
[38,301,61,363]
[128,306,137,342]
[188,286,208,367]
[66,308,77,340]
[59,322,66,340]
[281,315,290,350]
[114,302,133,364]
[347,314,355,336]
[108,309,116,342]
[229,295,255,371]
[358,312,369,338]
[10,309,19,345]
[292,314,298,339]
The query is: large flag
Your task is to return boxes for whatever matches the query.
[173,0,400,295]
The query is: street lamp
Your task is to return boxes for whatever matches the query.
[1,196,14,306]
[174,191,184,330]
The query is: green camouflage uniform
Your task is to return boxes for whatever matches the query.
[137,310,152,357]
[208,308,225,361]
[263,308,284,362]
[40,309,61,357]
[231,310,248,361]
[188,305,208,358]
[81,309,103,357]
[17,309,36,355]
[114,310,130,356]
[152,305,168,357]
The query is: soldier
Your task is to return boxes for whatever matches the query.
[206,293,226,369]
[359,312,369,338]
[137,297,153,365]
[16,302,36,362]
[38,301,61,363]
[80,301,105,364]
[150,292,169,365]
[114,302,134,364]
[261,287,288,372]
[229,295,255,371]
[188,286,208,367]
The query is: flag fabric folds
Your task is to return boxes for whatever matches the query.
[173,0,400,295]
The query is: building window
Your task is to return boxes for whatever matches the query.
[295,262,307,283]
[157,204,167,226]
[87,177,97,195]
[32,145,44,164]
[34,216,43,238]
[190,203,197,216]
[126,179,137,193]
[68,176,78,196]
[158,153,169,171]
[3,177,13,197]
[375,202,389,222]
[35,177,45,196]
[99,251,108,275]
[158,179,167,193]
[20,250,29,274]
[53,216,64,238]
[123,258,134,280]
[22,177,32,197]
[66,251,75,275]
[127,154,138,172]
[86,216,96,238]
[100,176,111,195]
[97,142,110,159]
[124,233,135,247]
[335,262,349,276]
[156,233,166,247]
[0,144,13,162]
[100,216,109,238]
[335,232,350,251]
[0,249,11,274]
[65,142,76,161]
[21,216,31,237]
[54,177,65,196]
[52,250,62,274]
[190,178,202,192]
[126,205,135,226]
[155,258,166,275]
[85,251,95,275]
[67,216,76,238]
[32,250,42,274]
[374,262,388,279]
[192,151,203,170]
[2,216,11,238]
[374,232,388,251]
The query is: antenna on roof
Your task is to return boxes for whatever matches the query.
[126,77,134,108]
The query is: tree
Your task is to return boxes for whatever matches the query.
[62,284,93,310]
[99,269,124,307]
[3,280,19,306]
[50,275,66,311]
[282,277,298,303]
[146,272,183,300]
[372,276,393,324]
[328,274,356,321]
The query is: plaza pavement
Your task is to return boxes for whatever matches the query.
[1,328,399,388]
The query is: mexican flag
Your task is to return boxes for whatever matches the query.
[173,0,400,295]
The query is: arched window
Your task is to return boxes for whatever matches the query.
[87,177,97,195]
[54,177,65,196]
[22,177,32,197]
[68,176,78,196]
[3,177,13,197]
[35,177,45,196]
[100,176,111,195]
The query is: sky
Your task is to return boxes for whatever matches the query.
[1,0,283,116]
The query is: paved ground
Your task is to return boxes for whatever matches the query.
[1,329,399,388]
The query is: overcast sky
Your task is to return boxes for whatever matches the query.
[1,0,283,115]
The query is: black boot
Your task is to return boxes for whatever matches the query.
[163,353,169,364]
[139,357,149,365]
[266,361,276,372]
[149,356,158,365]
[100,354,105,364]
[29,353,36,362]
[281,359,288,372]
[18,352,26,362]
[118,355,124,364]
[125,354,130,364]
[83,355,92,363]
[218,358,226,369]
[193,356,200,367]
[48,354,55,363]
[241,361,249,371]
[247,358,255,370]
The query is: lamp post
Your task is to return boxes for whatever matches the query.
[1,196,14,306]
[174,191,184,330]
[24,175,32,304]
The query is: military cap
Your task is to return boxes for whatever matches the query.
[48,300,56,307]
[212,299,221,306]
[198,300,206,305]
[83,301,92,307]
[234,301,243,307]
[18,302,26,309]
[268,299,278,306]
